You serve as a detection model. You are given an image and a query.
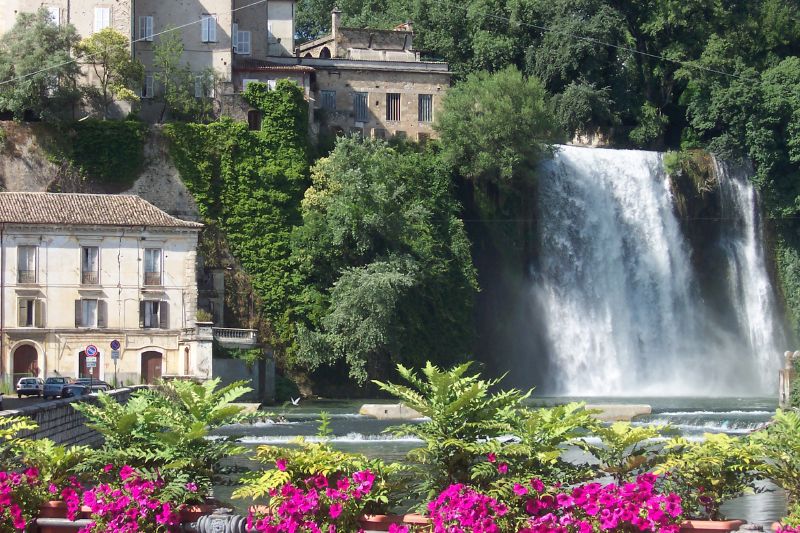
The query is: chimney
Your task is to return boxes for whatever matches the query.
[331,7,342,57]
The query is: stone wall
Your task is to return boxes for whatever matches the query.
[212,357,275,403]
[0,388,136,446]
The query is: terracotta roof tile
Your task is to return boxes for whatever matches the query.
[0,193,203,229]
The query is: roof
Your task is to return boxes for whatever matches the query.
[234,59,315,73]
[0,193,203,229]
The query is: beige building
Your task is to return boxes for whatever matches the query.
[1,1,449,138]
[0,193,209,387]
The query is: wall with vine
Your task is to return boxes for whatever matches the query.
[164,80,309,366]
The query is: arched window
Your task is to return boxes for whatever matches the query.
[319,47,331,58]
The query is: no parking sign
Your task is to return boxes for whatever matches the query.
[85,344,98,368]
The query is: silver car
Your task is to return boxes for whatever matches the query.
[16,377,44,398]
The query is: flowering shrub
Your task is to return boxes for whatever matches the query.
[428,474,683,532]
[428,484,508,532]
[247,466,380,532]
[0,467,42,531]
[78,466,181,533]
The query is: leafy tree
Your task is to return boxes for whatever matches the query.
[435,66,562,187]
[577,422,668,484]
[0,8,81,121]
[291,137,478,383]
[152,31,198,122]
[76,28,143,118]
[554,81,618,138]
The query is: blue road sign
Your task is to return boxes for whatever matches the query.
[110,339,121,350]
[85,344,98,357]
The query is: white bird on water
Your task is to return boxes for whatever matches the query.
[290,397,301,406]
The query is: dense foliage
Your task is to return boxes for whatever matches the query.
[0,8,81,121]
[165,80,309,366]
[291,138,478,383]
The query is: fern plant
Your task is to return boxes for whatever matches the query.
[656,432,762,519]
[0,416,37,470]
[374,361,530,504]
[751,409,800,504]
[73,378,252,503]
[577,421,668,483]
[475,402,600,502]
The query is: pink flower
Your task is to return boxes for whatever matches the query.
[513,483,528,496]
[185,482,198,493]
[275,458,287,472]
[487,453,497,463]
[118,465,135,480]
[497,462,509,474]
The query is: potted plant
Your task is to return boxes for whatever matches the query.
[656,432,760,532]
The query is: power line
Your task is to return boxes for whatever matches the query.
[0,0,269,87]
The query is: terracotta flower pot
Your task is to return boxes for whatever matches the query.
[38,500,92,519]
[680,519,746,533]
[359,514,432,532]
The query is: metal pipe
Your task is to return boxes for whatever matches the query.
[34,518,93,529]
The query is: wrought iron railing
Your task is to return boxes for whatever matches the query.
[81,271,99,285]
[17,270,36,284]
[144,271,162,286]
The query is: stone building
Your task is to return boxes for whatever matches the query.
[1,1,450,138]
[0,192,208,387]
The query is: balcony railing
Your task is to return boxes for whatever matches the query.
[81,271,99,285]
[213,328,258,344]
[144,271,162,286]
[17,270,36,284]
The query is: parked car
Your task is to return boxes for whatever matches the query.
[16,377,44,398]
[43,377,71,400]
[61,385,90,398]
[74,378,112,392]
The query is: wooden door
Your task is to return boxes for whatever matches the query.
[12,345,38,384]
[78,351,100,379]
[140,352,162,384]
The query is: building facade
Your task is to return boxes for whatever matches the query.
[0,193,207,387]
[1,1,449,138]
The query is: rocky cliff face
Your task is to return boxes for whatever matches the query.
[0,121,200,220]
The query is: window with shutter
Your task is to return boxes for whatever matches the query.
[94,7,111,33]
[232,23,239,52]
[75,300,82,328]
[47,6,60,25]
[97,301,107,328]
[201,15,217,42]
[237,31,251,55]
[353,92,368,122]
[18,299,32,327]
[81,299,98,328]
[139,16,154,41]
[35,300,45,328]
[321,90,336,110]
[144,248,162,285]
[159,302,170,329]
[142,301,161,328]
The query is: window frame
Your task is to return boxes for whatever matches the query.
[386,93,401,121]
[18,298,44,328]
[143,248,162,286]
[139,15,154,42]
[81,299,98,328]
[81,246,100,285]
[201,14,218,43]
[418,94,433,122]
[320,90,336,111]
[236,30,251,55]
[17,245,37,284]
[141,75,155,99]
[47,6,60,25]
[94,6,111,33]
[353,91,368,122]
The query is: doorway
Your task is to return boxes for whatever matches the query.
[78,350,101,379]
[141,351,163,384]
[12,344,38,384]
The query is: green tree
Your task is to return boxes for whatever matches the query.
[76,28,143,118]
[291,137,478,384]
[435,66,562,187]
[0,8,81,121]
[152,31,197,122]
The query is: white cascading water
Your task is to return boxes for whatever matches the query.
[533,146,784,396]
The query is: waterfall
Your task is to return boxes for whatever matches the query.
[531,146,784,396]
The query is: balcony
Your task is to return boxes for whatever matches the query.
[144,271,162,286]
[213,327,258,347]
[17,270,36,284]
[81,271,99,285]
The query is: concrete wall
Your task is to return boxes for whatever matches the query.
[212,356,274,402]
[0,388,135,446]
[1,223,200,384]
